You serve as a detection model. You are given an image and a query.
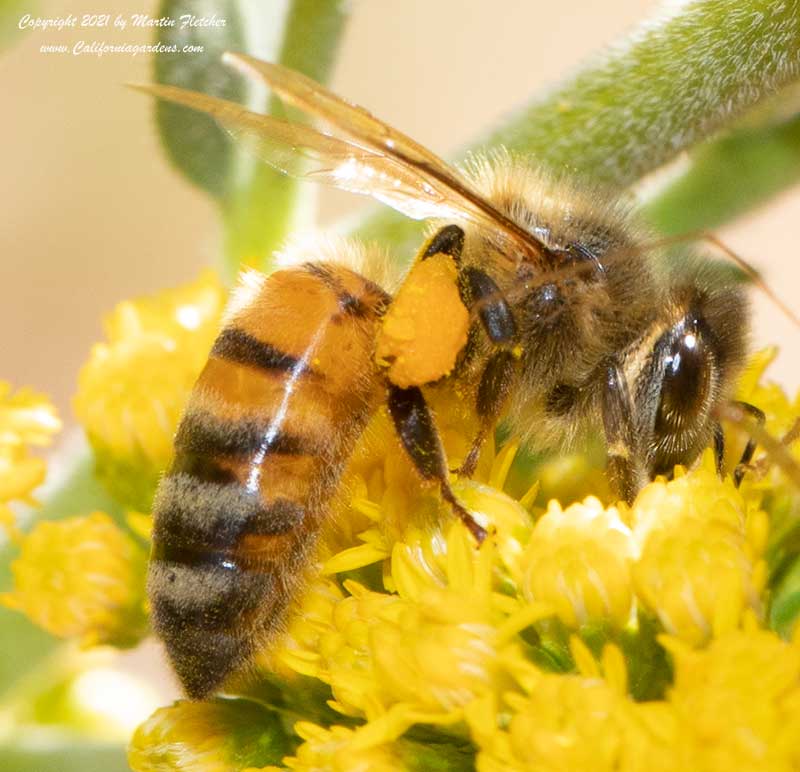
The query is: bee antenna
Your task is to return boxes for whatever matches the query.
[643,230,800,329]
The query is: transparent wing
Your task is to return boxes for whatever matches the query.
[223,53,547,261]
[132,56,550,261]
[222,53,458,174]
[131,82,490,222]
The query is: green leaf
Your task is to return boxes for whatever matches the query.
[150,0,349,278]
[272,0,348,82]
[354,0,800,252]
[479,0,800,188]
[153,0,249,200]
[220,0,349,277]
[223,698,293,768]
[770,553,800,638]
[398,734,475,771]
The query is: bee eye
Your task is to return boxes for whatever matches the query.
[655,323,713,431]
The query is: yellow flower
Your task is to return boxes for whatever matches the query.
[271,576,346,679]
[278,523,531,741]
[472,643,675,772]
[277,576,399,722]
[664,625,800,770]
[0,381,61,539]
[632,459,766,645]
[119,347,800,770]
[2,512,147,647]
[74,270,226,509]
[281,723,402,772]
[736,347,800,439]
[451,476,533,583]
[129,699,290,772]
[521,496,637,628]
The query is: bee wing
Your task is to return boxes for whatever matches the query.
[131,82,505,223]
[223,53,457,175]
[224,53,548,261]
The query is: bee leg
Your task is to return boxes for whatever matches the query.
[601,360,645,503]
[713,423,725,476]
[459,350,518,477]
[457,267,520,477]
[421,223,465,261]
[387,383,488,543]
[731,400,766,486]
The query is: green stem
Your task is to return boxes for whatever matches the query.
[642,111,800,234]
[480,0,800,188]
[355,0,800,251]
[221,0,349,278]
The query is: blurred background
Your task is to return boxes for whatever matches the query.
[1,0,799,761]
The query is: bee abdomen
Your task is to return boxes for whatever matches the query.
[152,473,308,552]
[149,262,389,698]
[174,409,326,464]
[210,326,310,375]
[149,473,313,697]
[148,553,293,699]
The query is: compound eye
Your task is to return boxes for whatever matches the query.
[655,325,713,433]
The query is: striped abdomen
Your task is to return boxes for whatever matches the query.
[149,262,389,698]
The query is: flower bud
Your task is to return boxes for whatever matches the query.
[522,497,636,628]
[2,512,147,647]
[74,271,226,509]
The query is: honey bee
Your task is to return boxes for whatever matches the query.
[136,53,768,699]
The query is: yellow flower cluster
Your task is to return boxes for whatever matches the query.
[74,270,226,510]
[129,698,291,772]
[276,723,403,772]
[11,268,795,772]
[252,454,778,770]
[117,329,800,772]
[2,511,148,647]
[663,623,800,769]
[633,460,766,645]
[522,496,636,628]
[278,521,529,739]
[472,640,668,772]
[0,381,61,540]
[472,624,800,771]
[0,387,149,654]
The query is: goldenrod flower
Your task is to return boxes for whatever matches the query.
[451,476,533,582]
[278,523,528,741]
[521,496,637,628]
[0,381,61,539]
[128,699,290,772]
[632,459,766,645]
[21,329,790,771]
[2,512,148,647]
[74,271,226,509]
[664,625,800,769]
[471,643,675,772]
[372,534,500,717]
[736,347,800,440]
[271,577,345,679]
[280,723,403,772]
